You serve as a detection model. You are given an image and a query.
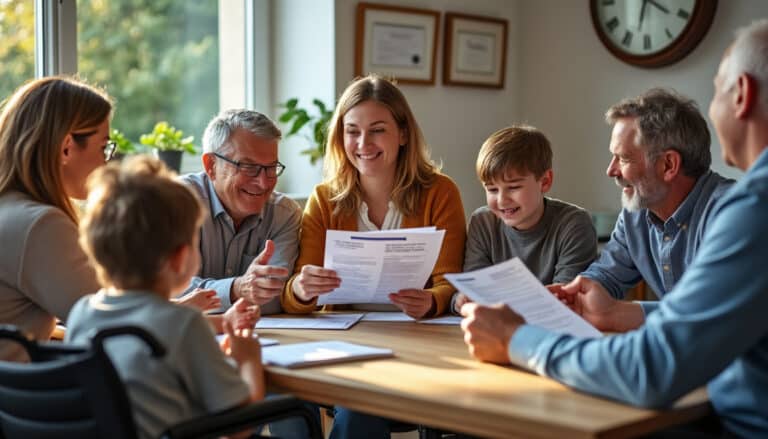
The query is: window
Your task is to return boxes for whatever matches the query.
[77,0,219,172]
[0,0,35,100]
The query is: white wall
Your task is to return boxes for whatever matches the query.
[271,0,336,195]
[518,0,768,213]
[274,0,768,217]
[334,0,521,216]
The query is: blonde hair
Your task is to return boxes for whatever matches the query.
[477,125,552,182]
[79,155,205,289]
[0,76,112,223]
[323,75,439,216]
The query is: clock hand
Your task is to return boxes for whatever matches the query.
[647,0,670,14]
[639,0,649,30]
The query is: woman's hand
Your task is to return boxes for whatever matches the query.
[292,265,341,302]
[389,289,435,319]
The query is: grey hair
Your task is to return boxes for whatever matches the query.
[605,88,711,178]
[723,19,768,113]
[202,109,282,154]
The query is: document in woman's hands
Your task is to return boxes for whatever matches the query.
[444,258,602,338]
[319,228,445,305]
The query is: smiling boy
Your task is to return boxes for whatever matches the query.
[452,125,597,313]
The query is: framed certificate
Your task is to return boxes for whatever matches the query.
[443,12,508,88]
[355,2,440,85]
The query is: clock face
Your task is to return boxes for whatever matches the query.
[595,0,697,56]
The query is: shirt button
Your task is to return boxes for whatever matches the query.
[680,224,688,230]
[226,268,233,275]
[663,265,670,272]
[664,235,671,241]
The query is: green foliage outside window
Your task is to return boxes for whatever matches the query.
[0,0,218,154]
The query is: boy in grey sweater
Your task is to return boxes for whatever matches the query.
[452,125,597,313]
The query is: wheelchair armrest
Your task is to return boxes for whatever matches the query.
[159,394,322,439]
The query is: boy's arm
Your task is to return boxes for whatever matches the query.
[552,209,598,284]
[463,210,495,272]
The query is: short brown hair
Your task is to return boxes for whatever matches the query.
[476,125,552,183]
[79,155,205,289]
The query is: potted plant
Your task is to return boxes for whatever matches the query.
[278,98,333,165]
[139,121,196,172]
[108,128,137,161]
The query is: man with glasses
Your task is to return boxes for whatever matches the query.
[180,109,301,316]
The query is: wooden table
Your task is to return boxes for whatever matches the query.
[260,318,710,439]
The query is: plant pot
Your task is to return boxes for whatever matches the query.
[154,149,183,173]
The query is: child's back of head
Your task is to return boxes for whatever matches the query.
[476,125,553,183]
[79,155,204,291]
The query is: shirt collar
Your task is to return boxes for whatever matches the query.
[644,170,713,229]
[204,176,228,220]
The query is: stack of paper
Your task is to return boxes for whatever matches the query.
[255,313,364,330]
[262,341,394,368]
[320,227,445,305]
[444,258,602,338]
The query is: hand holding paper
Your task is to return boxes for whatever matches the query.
[445,258,602,338]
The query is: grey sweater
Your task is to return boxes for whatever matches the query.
[463,197,597,284]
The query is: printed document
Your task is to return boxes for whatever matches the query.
[444,258,602,338]
[319,228,445,305]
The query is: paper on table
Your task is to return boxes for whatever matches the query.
[255,313,364,330]
[319,228,445,305]
[262,340,394,368]
[444,258,602,338]
[361,312,416,322]
[417,315,462,325]
[215,334,279,346]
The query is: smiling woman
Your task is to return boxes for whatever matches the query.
[278,72,468,439]
[0,76,113,361]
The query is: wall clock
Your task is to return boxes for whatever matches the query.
[590,0,717,68]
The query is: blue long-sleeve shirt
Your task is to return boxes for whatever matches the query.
[582,171,733,313]
[180,172,301,314]
[508,149,768,438]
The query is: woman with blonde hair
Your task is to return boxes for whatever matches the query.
[280,75,466,438]
[0,76,113,361]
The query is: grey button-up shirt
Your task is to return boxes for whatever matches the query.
[582,170,734,313]
[180,172,301,314]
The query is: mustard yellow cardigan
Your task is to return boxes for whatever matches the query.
[280,173,466,316]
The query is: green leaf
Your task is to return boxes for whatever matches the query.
[288,112,310,136]
[312,98,327,113]
[284,98,298,109]
[278,108,296,123]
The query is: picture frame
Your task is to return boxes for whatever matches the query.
[443,12,508,88]
[355,2,440,85]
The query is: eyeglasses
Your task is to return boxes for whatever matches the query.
[212,153,286,178]
[104,141,117,162]
[72,131,117,162]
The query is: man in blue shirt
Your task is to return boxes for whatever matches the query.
[560,89,733,318]
[461,19,768,437]
[181,109,301,315]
